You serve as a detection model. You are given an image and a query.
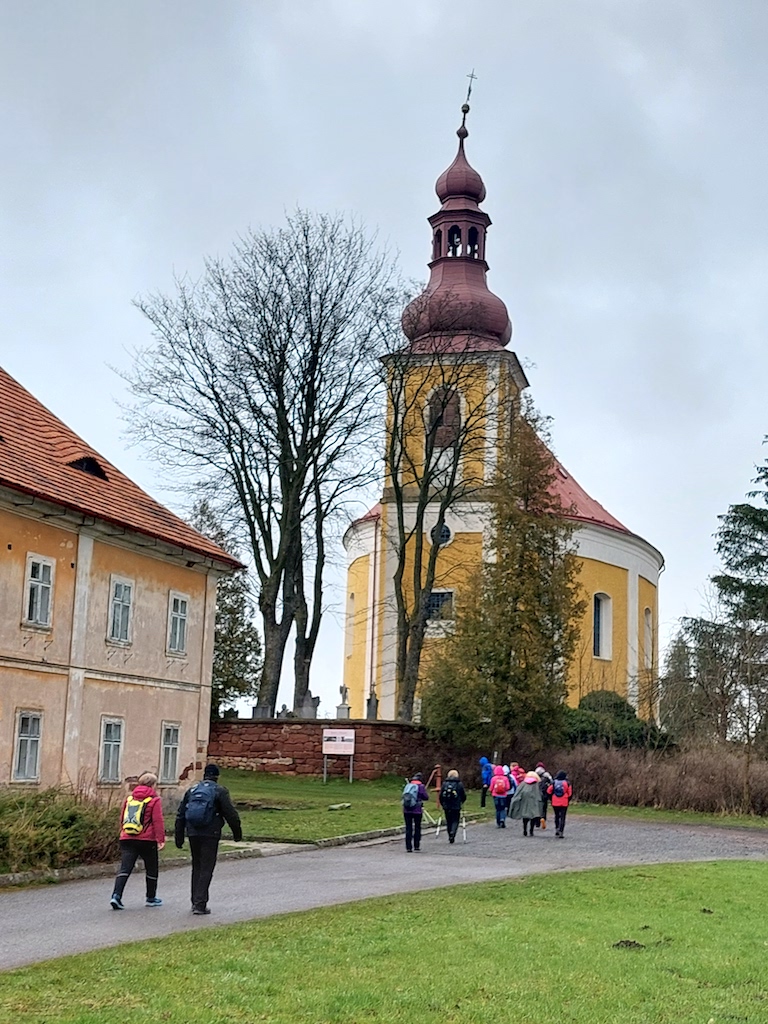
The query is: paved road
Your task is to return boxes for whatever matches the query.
[2,814,767,972]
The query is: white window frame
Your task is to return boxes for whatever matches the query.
[13,710,42,782]
[107,575,134,645]
[99,716,124,783]
[166,591,190,655]
[160,722,180,784]
[23,553,55,629]
[593,593,613,661]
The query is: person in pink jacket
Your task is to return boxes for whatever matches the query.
[489,764,511,828]
[110,772,166,909]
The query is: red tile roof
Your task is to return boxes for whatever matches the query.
[350,458,629,536]
[0,366,241,568]
[549,454,629,534]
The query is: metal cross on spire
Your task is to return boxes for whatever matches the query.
[461,69,477,129]
[465,69,477,104]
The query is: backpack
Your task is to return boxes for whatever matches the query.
[440,780,461,809]
[122,795,152,836]
[552,778,567,799]
[402,782,420,810]
[185,780,218,828]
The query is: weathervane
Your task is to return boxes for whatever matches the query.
[461,69,477,129]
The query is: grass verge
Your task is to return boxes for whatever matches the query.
[2,861,767,1022]
[572,801,768,829]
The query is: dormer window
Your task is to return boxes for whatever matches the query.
[447,226,461,257]
[67,456,108,481]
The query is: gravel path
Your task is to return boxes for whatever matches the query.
[1,813,766,972]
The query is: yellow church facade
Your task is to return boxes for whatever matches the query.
[342,108,663,723]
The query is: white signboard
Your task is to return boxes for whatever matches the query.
[322,729,356,756]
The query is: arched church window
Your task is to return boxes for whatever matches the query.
[427,388,461,449]
[593,593,612,659]
[466,227,479,258]
[432,229,443,260]
[447,226,461,257]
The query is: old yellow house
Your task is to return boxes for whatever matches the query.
[343,110,663,721]
[0,365,239,792]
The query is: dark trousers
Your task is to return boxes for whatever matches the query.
[444,808,461,842]
[493,796,507,826]
[554,806,568,834]
[404,812,422,851]
[113,839,158,899]
[189,835,220,909]
[522,817,540,835]
[540,795,549,821]
[480,784,489,807]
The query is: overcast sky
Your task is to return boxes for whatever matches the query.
[3,2,767,715]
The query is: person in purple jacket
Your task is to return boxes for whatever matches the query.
[402,772,430,852]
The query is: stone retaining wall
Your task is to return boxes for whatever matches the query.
[207,720,445,780]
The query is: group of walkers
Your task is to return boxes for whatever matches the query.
[110,763,242,914]
[480,757,573,838]
[401,759,572,850]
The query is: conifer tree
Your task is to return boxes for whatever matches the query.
[421,402,585,747]
[713,460,768,620]
[191,500,263,718]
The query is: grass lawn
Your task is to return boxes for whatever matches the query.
[3,861,768,1023]
[217,770,487,842]
[572,802,768,830]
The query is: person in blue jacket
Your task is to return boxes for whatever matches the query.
[479,756,493,807]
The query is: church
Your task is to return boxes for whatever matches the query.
[342,105,663,723]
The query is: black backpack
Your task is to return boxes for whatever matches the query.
[185,780,218,828]
[440,780,461,810]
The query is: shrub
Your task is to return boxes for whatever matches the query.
[0,789,119,874]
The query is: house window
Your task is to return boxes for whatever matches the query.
[160,723,180,783]
[25,554,54,627]
[167,592,189,654]
[109,577,133,643]
[426,591,454,621]
[99,717,123,782]
[644,607,653,670]
[13,711,42,781]
[593,593,612,659]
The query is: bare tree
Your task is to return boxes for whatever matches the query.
[381,297,523,720]
[127,211,404,715]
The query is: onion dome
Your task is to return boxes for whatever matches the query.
[435,122,486,206]
[401,104,512,352]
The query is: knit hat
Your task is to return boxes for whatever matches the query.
[555,770,568,781]
[412,772,423,781]
[534,766,545,777]
[447,769,459,779]
[536,762,546,769]
[203,764,220,778]
[524,771,540,784]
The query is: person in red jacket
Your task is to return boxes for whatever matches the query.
[110,772,166,909]
[547,771,573,838]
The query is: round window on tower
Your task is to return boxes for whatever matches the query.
[430,523,452,547]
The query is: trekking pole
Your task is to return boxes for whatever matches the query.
[461,813,467,843]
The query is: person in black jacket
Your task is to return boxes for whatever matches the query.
[438,769,467,844]
[175,763,242,915]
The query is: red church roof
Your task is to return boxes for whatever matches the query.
[0,366,241,568]
[549,455,629,534]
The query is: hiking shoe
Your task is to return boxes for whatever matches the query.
[192,907,211,915]
[110,894,124,910]
[145,897,163,907]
